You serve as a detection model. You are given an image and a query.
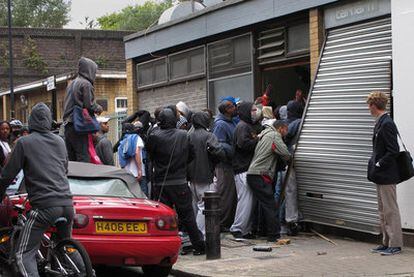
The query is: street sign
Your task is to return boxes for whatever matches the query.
[46,76,55,91]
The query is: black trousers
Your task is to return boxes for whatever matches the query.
[215,166,237,229]
[247,174,280,238]
[154,184,204,250]
[15,206,74,277]
[64,123,89,162]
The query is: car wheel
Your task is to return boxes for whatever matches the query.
[142,265,172,277]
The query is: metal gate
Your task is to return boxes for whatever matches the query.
[295,17,392,234]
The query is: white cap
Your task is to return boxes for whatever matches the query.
[96,116,110,123]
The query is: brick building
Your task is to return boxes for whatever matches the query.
[124,0,414,240]
[0,27,132,122]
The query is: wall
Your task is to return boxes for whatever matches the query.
[0,28,132,90]
[137,78,207,115]
[309,8,324,82]
[392,0,414,230]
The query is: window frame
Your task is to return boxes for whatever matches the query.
[136,56,168,89]
[168,45,206,82]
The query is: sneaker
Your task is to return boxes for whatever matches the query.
[371,245,388,253]
[267,235,280,243]
[380,247,401,256]
[193,245,206,256]
[242,233,256,239]
[231,231,243,239]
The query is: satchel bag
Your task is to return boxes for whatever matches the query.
[397,132,414,183]
[73,105,100,134]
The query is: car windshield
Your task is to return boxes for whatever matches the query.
[69,178,136,198]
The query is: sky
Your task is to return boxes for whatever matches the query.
[65,0,160,29]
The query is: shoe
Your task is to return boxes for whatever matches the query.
[380,247,401,256]
[193,246,206,256]
[267,236,280,243]
[220,227,230,233]
[231,231,243,239]
[242,233,256,239]
[371,245,388,253]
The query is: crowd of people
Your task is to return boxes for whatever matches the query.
[0,58,307,256]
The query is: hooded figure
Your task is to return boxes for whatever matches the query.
[188,112,225,237]
[63,57,102,162]
[230,102,259,238]
[0,103,74,277]
[146,108,205,254]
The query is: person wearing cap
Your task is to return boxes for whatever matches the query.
[94,116,114,166]
[213,97,238,231]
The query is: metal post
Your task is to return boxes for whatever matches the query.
[203,191,221,260]
[51,76,57,121]
[7,0,15,119]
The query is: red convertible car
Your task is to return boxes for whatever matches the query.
[0,162,181,277]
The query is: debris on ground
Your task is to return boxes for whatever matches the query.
[311,229,338,246]
[317,251,327,256]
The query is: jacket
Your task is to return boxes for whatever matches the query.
[188,112,225,184]
[95,133,114,166]
[0,103,72,209]
[212,113,237,166]
[368,113,400,185]
[247,125,291,180]
[233,102,258,174]
[63,57,101,122]
[147,108,193,186]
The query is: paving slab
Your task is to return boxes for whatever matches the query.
[172,233,414,277]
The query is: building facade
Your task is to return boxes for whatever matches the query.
[124,0,414,238]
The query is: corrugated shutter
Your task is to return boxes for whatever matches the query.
[295,17,392,234]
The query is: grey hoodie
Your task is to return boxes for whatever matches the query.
[0,103,72,209]
[63,57,101,122]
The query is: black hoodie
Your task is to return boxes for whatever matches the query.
[188,112,225,184]
[147,108,193,186]
[233,102,259,174]
[63,57,101,122]
[0,103,72,209]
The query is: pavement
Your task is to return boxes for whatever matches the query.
[172,232,414,277]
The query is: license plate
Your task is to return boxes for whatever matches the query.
[95,221,148,234]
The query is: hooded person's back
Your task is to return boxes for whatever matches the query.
[147,108,193,186]
[233,102,259,174]
[0,103,72,209]
[188,112,225,184]
[63,57,101,122]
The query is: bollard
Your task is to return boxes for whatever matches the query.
[203,190,221,260]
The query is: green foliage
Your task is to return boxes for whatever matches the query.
[98,0,172,31]
[95,56,108,68]
[0,0,71,28]
[22,37,48,74]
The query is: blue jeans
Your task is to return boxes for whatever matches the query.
[139,176,149,197]
[274,171,286,223]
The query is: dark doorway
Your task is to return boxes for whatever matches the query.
[261,63,310,108]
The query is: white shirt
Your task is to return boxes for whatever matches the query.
[0,140,11,160]
[124,136,145,178]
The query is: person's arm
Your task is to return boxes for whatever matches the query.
[135,144,143,181]
[81,83,102,115]
[236,126,258,153]
[0,141,24,197]
[378,121,399,167]
[207,133,226,160]
[213,124,233,157]
[272,134,291,161]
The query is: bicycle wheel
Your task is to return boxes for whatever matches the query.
[50,239,94,277]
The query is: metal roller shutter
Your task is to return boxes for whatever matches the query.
[295,17,392,234]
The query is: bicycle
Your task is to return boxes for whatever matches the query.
[0,198,94,277]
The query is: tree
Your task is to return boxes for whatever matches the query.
[0,0,71,28]
[98,0,172,31]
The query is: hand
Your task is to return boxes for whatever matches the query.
[137,170,143,181]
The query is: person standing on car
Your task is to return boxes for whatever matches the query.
[367,91,403,256]
[147,107,205,255]
[188,111,225,237]
[63,57,102,162]
[94,116,114,166]
[0,103,73,277]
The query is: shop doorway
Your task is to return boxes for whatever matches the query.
[261,63,310,108]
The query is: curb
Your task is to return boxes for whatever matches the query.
[171,268,210,277]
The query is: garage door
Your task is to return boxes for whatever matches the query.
[295,17,392,234]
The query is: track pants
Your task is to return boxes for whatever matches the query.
[15,206,74,277]
[190,182,215,238]
[230,172,254,235]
